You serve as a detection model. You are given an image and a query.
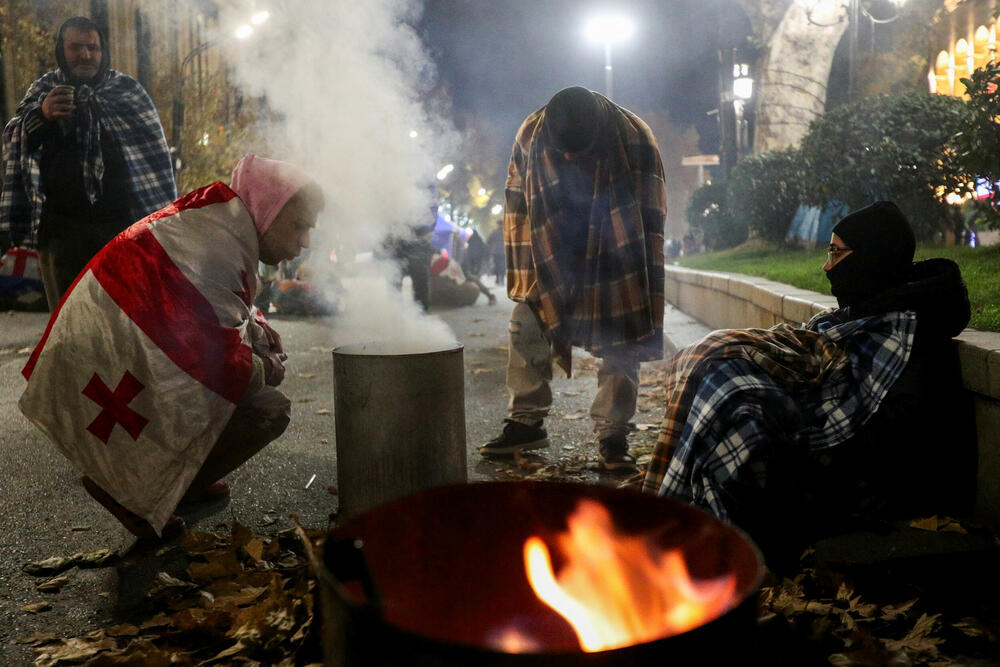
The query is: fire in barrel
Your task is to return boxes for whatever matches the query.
[320,481,763,666]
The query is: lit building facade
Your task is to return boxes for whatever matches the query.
[929,1,1000,97]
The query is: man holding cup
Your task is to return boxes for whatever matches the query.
[1,17,176,310]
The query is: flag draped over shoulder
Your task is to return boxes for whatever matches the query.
[20,183,260,532]
[641,311,917,519]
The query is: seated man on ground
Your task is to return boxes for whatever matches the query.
[641,201,974,566]
[19,154,325,539]
[428,250,482,307]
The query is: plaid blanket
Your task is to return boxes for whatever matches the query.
[1,69,176,247]
[641,310,917,519]
[504,94,666,371]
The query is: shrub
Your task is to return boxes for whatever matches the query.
[799,92,967,241]
[686,182,747,251]
[953,59,1000,230]
[726,148,806,245]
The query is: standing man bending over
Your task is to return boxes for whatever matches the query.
[480,87,666,471]
[1,16,176,310]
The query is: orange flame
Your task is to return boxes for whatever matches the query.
[523,499,737,652]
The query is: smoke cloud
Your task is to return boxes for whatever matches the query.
[219,0,459,349]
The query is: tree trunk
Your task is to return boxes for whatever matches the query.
[754,2,848,152]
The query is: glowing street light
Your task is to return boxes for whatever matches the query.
[171,7,272,174]
[585,14,635,99]
[436,163,454,180]
[491,204,503,216]
[408,130,419,139]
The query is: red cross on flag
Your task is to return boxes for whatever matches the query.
[0,247,41,280]
[19,183,265,534]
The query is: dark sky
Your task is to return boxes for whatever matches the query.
[418,0,751,160]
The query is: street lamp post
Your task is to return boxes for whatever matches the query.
[795,0,906,102]
[170,10,270,174]
[585,15,635,100]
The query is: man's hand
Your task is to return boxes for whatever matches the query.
[263,351,288,387]
[41,86,75,121]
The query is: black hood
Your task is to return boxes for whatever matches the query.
[542,86,608,155]
[826,201,915,309]
[849,258,970,341]
[54,17,111,85]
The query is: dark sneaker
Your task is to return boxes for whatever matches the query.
[599,434,637,472]
[479,420,549,457]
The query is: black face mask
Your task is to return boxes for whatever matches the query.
[827,250,913,309]
[826,254,871,309]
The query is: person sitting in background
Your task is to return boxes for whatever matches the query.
[19,154,324,540]
[428,250,482,307]
[640,201,973,568]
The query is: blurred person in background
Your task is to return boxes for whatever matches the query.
[460,228,496,305]
[486,218,505,285]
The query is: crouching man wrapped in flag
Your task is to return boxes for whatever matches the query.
[19,154,324,538]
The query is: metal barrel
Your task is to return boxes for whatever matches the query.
[332,342,466,518]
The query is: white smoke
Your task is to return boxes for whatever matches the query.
[220,0,459,348]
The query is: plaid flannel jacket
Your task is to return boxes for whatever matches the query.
[504,94,666,372]
[641,310,917,519]
[1,69,176,247]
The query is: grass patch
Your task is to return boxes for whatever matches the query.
[675,243,1000,332]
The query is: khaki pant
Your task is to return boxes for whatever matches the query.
[506,302,638,439]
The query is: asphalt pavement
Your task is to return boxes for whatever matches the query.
[0,279,710,665]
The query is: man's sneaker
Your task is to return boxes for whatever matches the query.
[479,420,549,457]
[599,434,637,472]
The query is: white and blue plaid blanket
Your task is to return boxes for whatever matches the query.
[1,69,176,246]
[642,310,917,519]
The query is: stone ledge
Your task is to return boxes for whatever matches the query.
[665,265,1000,402]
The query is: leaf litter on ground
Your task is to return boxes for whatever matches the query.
[21,519,326,665]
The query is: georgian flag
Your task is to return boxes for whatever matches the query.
[20,183,261,533]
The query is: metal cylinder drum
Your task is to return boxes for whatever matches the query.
[332,342,466,518]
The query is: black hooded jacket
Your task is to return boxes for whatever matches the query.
[810,256,974,527]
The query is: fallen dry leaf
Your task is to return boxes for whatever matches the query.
[562,411,588,420]
[315,408,331,415]
[36,574,70,592]
[466,332,485,337]
[14,632,59,646]
[22,601,52,613]
[75,549,117,568]
[908,515,968,534]
[297,373,316,379]
[33,634,117,665]
[472,368,493,374]
[105,624,139,638]
[23,556,73,576]
[244,539,264,562]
